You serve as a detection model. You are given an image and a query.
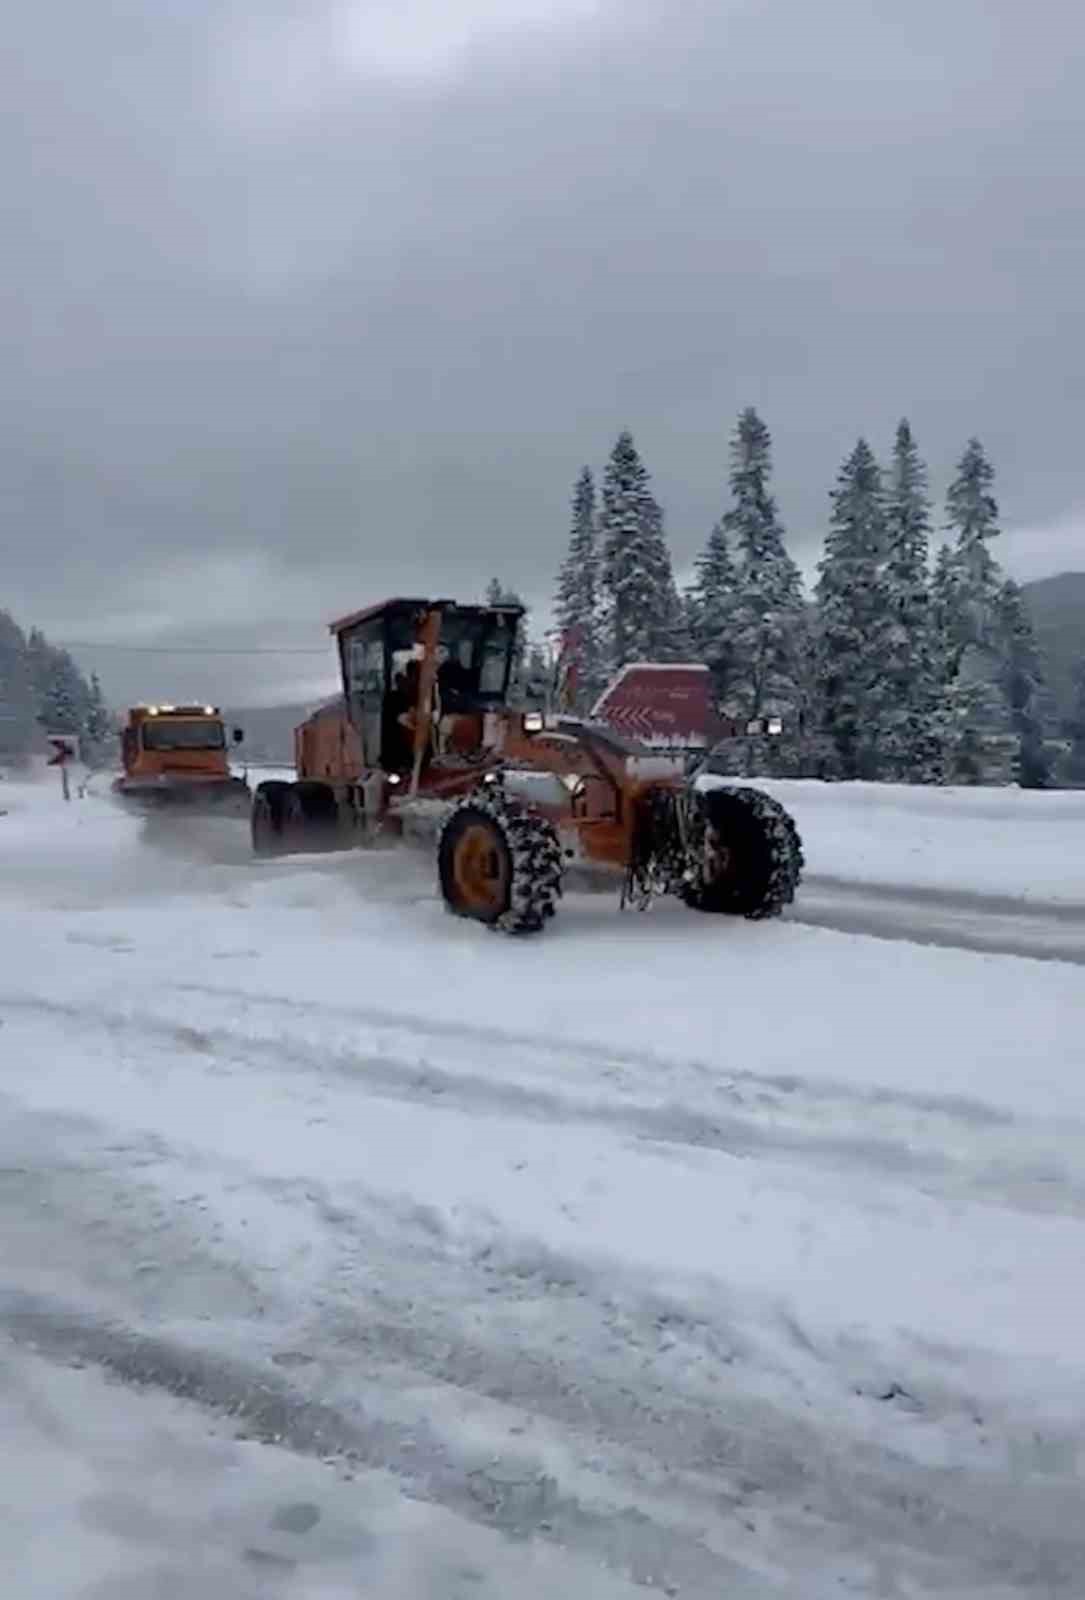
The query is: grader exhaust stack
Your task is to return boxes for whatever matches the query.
[249,597,803,934]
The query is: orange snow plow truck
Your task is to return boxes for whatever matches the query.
[112,703,250,813]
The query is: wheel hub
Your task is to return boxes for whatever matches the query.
[704,824,732,881]
[453,822,508,914]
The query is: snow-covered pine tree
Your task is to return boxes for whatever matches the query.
[878,420,943,782]
[598,430,680,671]
[687,521,736,696]
[944,438,1005,648]
[553,467,604,710]
[0,611,37,765]
[994,577,1051,788]
[815,437,888,780]
[935,439,1014,783]
[720,409,805,752]
[27,632,90,737]
[642,491,690,662]
[84,673,114,767]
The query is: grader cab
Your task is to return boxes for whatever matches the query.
[250,597,803,934]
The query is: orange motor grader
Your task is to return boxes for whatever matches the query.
[250,597,802,934]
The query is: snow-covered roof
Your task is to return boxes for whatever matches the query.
[590,661,709,719]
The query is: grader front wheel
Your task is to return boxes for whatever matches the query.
[447,817,511,919]
[439,789,563,934]
[683,785,803,919]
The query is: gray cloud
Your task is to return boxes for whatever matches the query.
[3,0,1084,707]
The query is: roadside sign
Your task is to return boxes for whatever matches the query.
[47,737,76,767]
[46,734,79,800]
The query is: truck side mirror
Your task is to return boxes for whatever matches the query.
[232,727,244,744]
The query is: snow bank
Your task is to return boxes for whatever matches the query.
[701,775,1085,904]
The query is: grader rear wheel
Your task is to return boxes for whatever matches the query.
[251,780,291,857]
[439,787,563,934]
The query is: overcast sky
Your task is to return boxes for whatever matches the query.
[4,0,1084,708]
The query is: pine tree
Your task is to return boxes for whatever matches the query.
[994,577,1050,788]
[642,492,690,661]
[815,437,888,779]
[554,467,604,710]
[943,438,1006,650]
[688,521,737,695]
[947,438,1000,555]
[721,409,805,743]
[0,611,36,765]
[599,430,680,670]
[935,439,1014,783]
[27,633,90,737]
[84,673,114,767]
[878,420,942,781]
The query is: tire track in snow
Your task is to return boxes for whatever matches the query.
[5,1024,1085,1596]
[789,876,1085,966]
[165,979,1017,1124]
[4,1135,1084,1600]
[8,985,1084,1224]
[0,1288,759,1598]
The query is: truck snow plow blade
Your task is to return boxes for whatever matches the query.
[112,775,251,817]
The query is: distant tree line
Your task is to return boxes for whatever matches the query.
[548,410,1085,787]
[0,611,112,767]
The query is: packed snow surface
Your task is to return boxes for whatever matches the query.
[2,766,1085,1597]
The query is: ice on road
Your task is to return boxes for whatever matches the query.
[2,769,1085,1597]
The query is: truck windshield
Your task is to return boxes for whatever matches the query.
[141,719,225,751]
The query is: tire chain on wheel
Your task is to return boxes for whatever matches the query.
[684,783,804,919]
[442,782,564,934]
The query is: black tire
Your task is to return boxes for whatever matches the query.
[683,784,803,919]
[438,785,563,934]
[251,780,292,857]
[289,780,340,848]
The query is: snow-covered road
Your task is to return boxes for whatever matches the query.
[3,771,1085,1597]
[790,875,1085,964]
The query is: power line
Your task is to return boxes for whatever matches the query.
[61,641,329,656]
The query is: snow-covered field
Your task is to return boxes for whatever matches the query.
[3,767,1085,1597]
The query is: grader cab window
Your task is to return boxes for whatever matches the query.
[437,612,516,707]
[340,621,388,769]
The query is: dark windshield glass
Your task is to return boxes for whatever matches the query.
[437,613,516,705]
[142,719,225,751]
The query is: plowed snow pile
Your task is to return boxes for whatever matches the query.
[2,768,1084,1598]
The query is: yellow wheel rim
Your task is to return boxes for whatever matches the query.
[453,822,509,915]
